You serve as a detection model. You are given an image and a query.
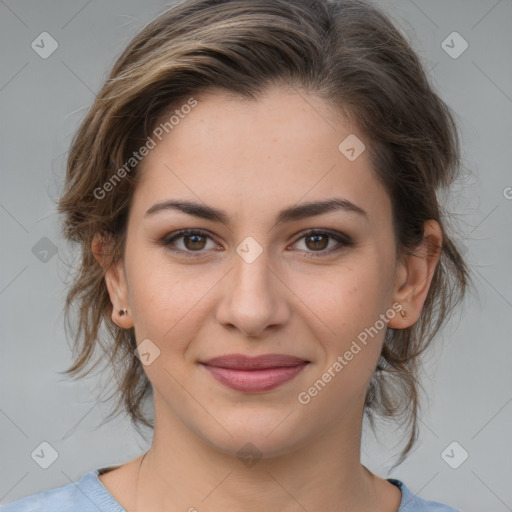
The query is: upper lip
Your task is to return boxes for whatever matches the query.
[201,353,309,370]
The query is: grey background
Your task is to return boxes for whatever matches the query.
[0,1,511,511]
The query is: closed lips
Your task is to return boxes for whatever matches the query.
[200,354,310,392]
[201,354,309,370]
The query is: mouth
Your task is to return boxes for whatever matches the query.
[200,354,310,392]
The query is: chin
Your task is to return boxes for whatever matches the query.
[192,408,311,461]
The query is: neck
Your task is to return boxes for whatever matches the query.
[130,392,390,512]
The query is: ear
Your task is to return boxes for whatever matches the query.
[387,220,442,329]
[92,233,133,329]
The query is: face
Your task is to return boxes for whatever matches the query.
[98,86,435,459]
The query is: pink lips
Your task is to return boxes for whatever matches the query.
[200,354,309,392]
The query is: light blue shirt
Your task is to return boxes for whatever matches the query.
[0,468,460,511]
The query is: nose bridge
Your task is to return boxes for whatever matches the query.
[231,228,274,285]
[234,240,273,294]
[216,236,288,336]
[232,238,277,307]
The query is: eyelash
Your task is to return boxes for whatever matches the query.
[159,228,353,259]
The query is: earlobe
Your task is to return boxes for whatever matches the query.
[92,233,134,329]
[104,259,134,328]
[388,220,442,329]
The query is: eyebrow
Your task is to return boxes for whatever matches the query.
[144,197,367,225]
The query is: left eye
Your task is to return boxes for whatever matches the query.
[290,229,354,259]
[160,229,351,258]
[293,230,349,257]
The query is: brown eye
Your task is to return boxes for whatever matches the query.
[161,229,219,258]
[291,229,354,259]
[304,233,329,251]
[182,233,207,251]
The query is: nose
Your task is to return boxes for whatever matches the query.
[215,246,290,338]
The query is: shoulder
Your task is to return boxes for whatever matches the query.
[389,479,461,512]
[0,468,124,512]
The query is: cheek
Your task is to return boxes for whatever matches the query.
[126,247,215,352]
[293,256,394,404]
[295,258,391,340]
[294,263,391,418]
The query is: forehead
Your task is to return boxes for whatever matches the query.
[131,87,392,228]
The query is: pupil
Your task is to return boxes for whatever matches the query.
[308,234,327,250]
[186,235,205,250]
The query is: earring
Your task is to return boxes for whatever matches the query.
[400,309,406,319]
[119,308,128,316]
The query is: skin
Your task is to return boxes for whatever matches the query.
[92,85,441,512]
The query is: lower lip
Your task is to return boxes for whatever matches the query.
[202,363,308,392]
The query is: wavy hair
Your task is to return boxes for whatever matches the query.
[57,0,469,466]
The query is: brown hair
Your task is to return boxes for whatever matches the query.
[57,0,469,466]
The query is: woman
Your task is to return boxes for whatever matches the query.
[1,0,468,510]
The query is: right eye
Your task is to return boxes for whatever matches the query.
[160,229,221,257]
